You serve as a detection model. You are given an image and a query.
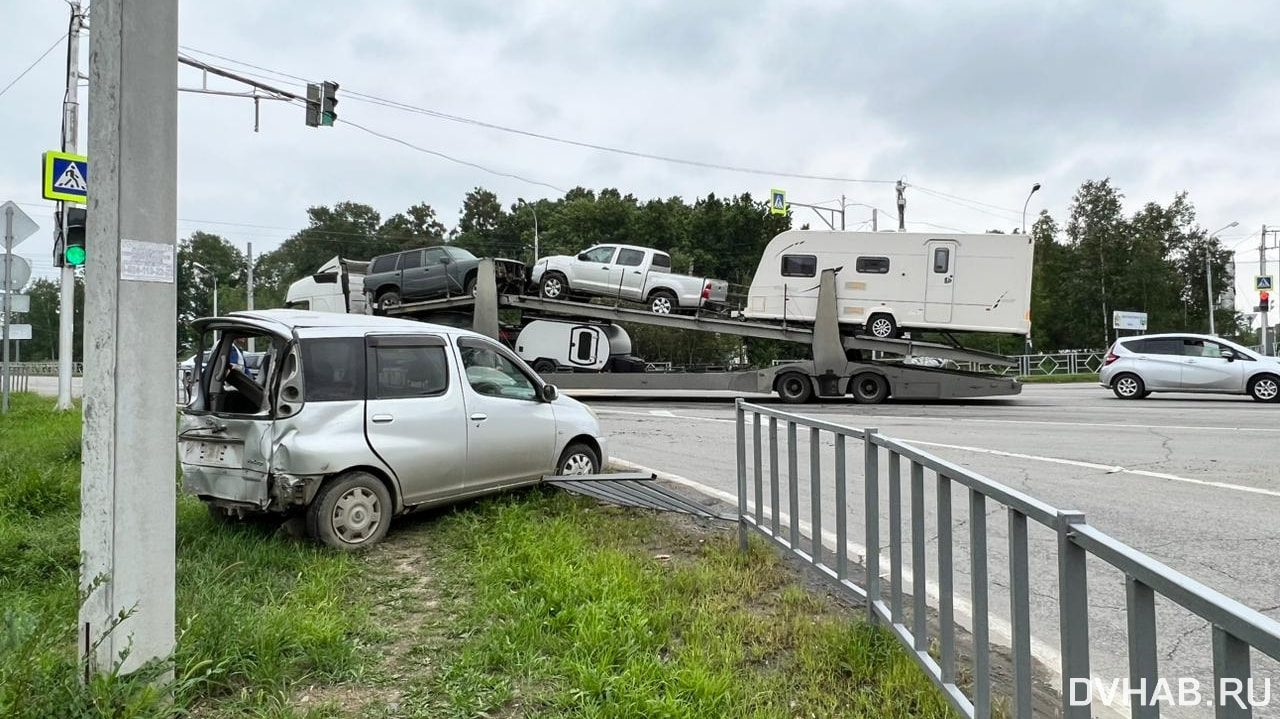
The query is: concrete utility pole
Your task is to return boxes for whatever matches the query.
[246,241,254,351]
[3,207,13,414]
[56,2,85,411]
[79,0,178,679]
[872,208,878,231]
[839,194,846,230]
[895,180,906,231]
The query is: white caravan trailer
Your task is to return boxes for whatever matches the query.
[744,230,1034,338]
[514,320,636,373]
[285,256,370,314]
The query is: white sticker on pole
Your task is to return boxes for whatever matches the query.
[2,323,32,340]
[120,239,175,283]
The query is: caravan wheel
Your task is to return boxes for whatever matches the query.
[867,314,898,339]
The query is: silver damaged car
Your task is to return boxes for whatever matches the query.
[179,309,609,550]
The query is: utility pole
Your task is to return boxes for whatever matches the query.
[56,2,84,411]
[872,208,878,231]
[246,242,254,351]
[839,194,846,230]
[1206,244,1215,336]
[1262,226,1270,356]
[79,0,178,680]
[3,207,13,414]
[895,180,906,231]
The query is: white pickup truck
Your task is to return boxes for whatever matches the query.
[530,243,730,314]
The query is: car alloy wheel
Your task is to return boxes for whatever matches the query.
[1250,376,1279,402]
[1113,374,1143,399]
[868,315,896,339]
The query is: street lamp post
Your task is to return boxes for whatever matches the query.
[191,262,217,318]
[1206,221,1239,336]
[517,198,540,264]
[1021,182,1041,235]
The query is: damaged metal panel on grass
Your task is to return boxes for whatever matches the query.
[544,472,735,521]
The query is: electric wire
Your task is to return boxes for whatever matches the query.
[0,33,65,100]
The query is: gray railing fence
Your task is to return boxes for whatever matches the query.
[733,399,1280,719]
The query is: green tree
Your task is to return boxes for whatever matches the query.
[177,231,246,354]
[11,277,84,362]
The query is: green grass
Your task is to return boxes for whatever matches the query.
[0,391,959,718]
[1018,373,1099,383]
[394,493,959,719]
[0,393,371,718]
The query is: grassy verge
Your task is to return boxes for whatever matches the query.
[1018,373,1099,384]
[1,391,958,718]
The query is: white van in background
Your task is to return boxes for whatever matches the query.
[744,230,1034,339]
[285,256,370,314]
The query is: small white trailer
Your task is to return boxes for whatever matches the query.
[744,230,1034,338]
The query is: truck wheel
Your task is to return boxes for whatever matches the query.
[532,358,557,373]
[850,372,889,404]
[649,290,677,314]
[306,471,393,551]
[776,372,813,404]
[540,273,568,300]
[867,313,898,339]
[376,289,401,312]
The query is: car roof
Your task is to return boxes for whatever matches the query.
[1118,333,1215,341]
[214,308,493,340]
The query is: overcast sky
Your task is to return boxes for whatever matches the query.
[3,0,1278,320]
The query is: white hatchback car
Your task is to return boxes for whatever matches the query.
[179,309,608,550]
[1099,333,1280,402]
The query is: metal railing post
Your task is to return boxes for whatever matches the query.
[735,400,747,551]
[888,452,903,624]
[835,434,847,580]
[1125,576,1160,719]
[911,461,927,650]
[970,490,991,719]
[937,472,955,683]
[864,428,880,624]
[1212,626,1253,719]
[788,421,799,549]
[753,413,762,526]
[769,416,779,536]
[810,427,822,565]
[1057,510,1091,719]
[1009,508,1033,719]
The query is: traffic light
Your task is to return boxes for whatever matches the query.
[320,81,338,126]
[64,207,86,266]
[305,81,338,127]
[1262,291,1271,312]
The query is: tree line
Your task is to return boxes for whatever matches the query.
[7,178,1251,364]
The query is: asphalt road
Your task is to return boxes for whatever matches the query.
[584,384,1280,718]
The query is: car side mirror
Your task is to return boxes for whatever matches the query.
[1223,350,1236,362]
[576,253,589,261]
[541,384,559,402]
[439,256,451,265]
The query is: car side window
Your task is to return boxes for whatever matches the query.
[458,339,538,401]
[400,250,424,270]
[1137,339,1181,355]
[374,345,448,398]
[424,248,448,265]
[371,255,397,273]
[616,248,645,267]
[301,338,366,401]
[651,252,672,269]
[582,246,617,264]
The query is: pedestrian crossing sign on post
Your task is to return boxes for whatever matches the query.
[770,188,787,216]
[42,151,89,203]
[1257,275,1274,291]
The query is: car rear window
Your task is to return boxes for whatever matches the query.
[651,253,671,269]
[301,338,366,401]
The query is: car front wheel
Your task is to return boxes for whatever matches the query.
[557,442,600,475]
[1249,374,1280,402]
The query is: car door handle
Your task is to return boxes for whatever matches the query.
[470,413,488,422]
[632,270,642,275]
[371,414,394,424]
[601,266,610,270]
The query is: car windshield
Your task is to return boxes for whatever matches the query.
[446,247,478,262]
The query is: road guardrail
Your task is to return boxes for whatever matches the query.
[734,399,1280,718]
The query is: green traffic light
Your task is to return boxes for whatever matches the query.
[65,246,85,265]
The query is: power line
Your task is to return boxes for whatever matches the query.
[0,33,65,100]
[180,45,899,186]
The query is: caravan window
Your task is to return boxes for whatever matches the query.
[781,254,817,277]
[855,256,890,274]
[933,248,951,273]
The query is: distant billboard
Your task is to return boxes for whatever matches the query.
[1112,311,1148,331]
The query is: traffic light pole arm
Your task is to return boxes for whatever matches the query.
[177,55,304,103]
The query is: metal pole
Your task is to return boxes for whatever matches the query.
[872,208,877,232]
[839,194,845,230]
[1262,226,1270,356]
[56,2,83,411]
[3,206,13,414]
[79,0,178,679]
[532,206,539,264]
[1207,245,1215,336]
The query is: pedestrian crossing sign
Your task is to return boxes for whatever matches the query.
[42,150,89,203]
[1257,275,1274,291]
[770,188,787,216]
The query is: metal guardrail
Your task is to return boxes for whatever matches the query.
[8,361,84,376]
[733,399,1280,719]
